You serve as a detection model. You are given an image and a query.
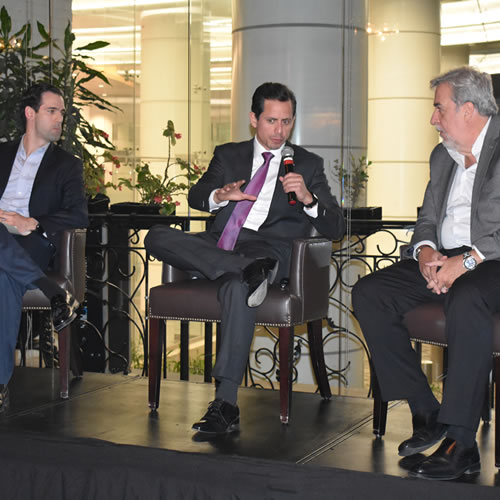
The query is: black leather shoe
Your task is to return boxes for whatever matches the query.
[51,290,79,333]
[398,410,447,456]
[409,438,480,480]
[192,399,240,434]
[0,384,9,413]
[242,258,278,307]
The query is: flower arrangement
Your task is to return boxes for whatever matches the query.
[333,155,371,208]
[117,120,204,215]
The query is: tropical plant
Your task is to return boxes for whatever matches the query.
[333,154,371,208]
[0,6,120,197]
[117,120,205,215]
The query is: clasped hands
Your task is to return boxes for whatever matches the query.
[0,209,38,236]
[213,172,313,205]
[418,246,468,295]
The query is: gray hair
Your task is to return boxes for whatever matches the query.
[430,66,498,116]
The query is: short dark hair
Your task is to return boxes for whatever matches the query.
[251,82,297,119]
[20,83,64,129]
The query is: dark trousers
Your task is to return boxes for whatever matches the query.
[0,226,51,384]
[352,256,500,433]
[144,225,291,388]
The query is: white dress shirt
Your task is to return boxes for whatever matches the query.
[0,136,49,217]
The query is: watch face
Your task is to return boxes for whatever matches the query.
[464,256,477,270]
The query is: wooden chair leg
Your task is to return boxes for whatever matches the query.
[278,326,294,424]
[495,356,500,468]
[372,368,387,438]
[58,324,70,399]
[148,318,164,411]
[307,318,331,399]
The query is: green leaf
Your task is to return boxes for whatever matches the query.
[76,40,109,51]
[36,21,50,41]
[1,7,12,38]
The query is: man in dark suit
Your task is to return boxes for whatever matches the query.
[0,83,88,410]
[145,82,345,434]
[352,67,500,480]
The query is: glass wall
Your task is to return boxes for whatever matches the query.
[72,0,233,214]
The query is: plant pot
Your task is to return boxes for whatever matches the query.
[343,206,382,235]
[342,206,382,219]
[110,202,162,215]
[87,194,110,213]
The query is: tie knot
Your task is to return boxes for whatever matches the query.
[262,152,274,163]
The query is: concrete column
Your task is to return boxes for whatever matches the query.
[140,8,210,161]
[441,45,470,74]
[232,0,368,189]
[232,0,368,391]
[367,0,440,219]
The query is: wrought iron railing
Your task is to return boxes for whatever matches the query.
[78,215,416,396]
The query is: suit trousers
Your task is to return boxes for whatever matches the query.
[352,257,500,433]
[144,225,292,388]
[0,226,48,384]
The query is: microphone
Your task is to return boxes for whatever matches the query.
[282,146,297,205]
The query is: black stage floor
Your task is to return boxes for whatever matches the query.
[1,367,499,499]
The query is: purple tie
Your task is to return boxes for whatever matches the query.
[217,151,274,251]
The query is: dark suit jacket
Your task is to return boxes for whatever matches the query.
[188,139,345,242]
[0,139,89,253]
[412,114,500,261]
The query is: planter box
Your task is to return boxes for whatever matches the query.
[110,202,161,215]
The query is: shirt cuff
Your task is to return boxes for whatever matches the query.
[303,204,319,218]
[472,245,486,262]
[209,190,229,212]
[412,240,437,260]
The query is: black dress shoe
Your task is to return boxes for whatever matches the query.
[242,258,278,307]
[51,290,79,333]
[0,384,9,413]
[192,399,240,434]
[398,410,447,456]
[409,438,480,480]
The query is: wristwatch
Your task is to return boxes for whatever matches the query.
[304,194,318,209]
[463,251,477,271]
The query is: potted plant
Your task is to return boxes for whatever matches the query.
[114,120,204,216]
[333,154,381,219]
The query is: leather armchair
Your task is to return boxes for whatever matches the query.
[371,245,500,467]
[21,228,87,399]
[148,236,333,423]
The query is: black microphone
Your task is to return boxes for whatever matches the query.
[282,146,297,205]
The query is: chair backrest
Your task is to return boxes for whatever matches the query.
[22,228,87,309]
[58,229,87,303]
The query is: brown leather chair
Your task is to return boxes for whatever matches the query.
[371,248,500,467]
[21,228,87,399]
[148,236,333,423]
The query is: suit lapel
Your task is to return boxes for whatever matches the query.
[471,115,500,219]
[0,140,21,198]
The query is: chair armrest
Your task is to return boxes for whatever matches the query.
[288,238,332,318]
[162,263,190,283]
[58,229,87,303]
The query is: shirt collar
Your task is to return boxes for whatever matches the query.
[18,134,51,161]
[445,117,491,169]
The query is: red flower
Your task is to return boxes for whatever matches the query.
[154,195,163,204]
[175,133,182,139]
[166,195,172,202]
[175,201,181,206]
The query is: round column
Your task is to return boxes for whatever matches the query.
[232,0,368,391]
[367,0,440,219]
[232,0,368,188]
